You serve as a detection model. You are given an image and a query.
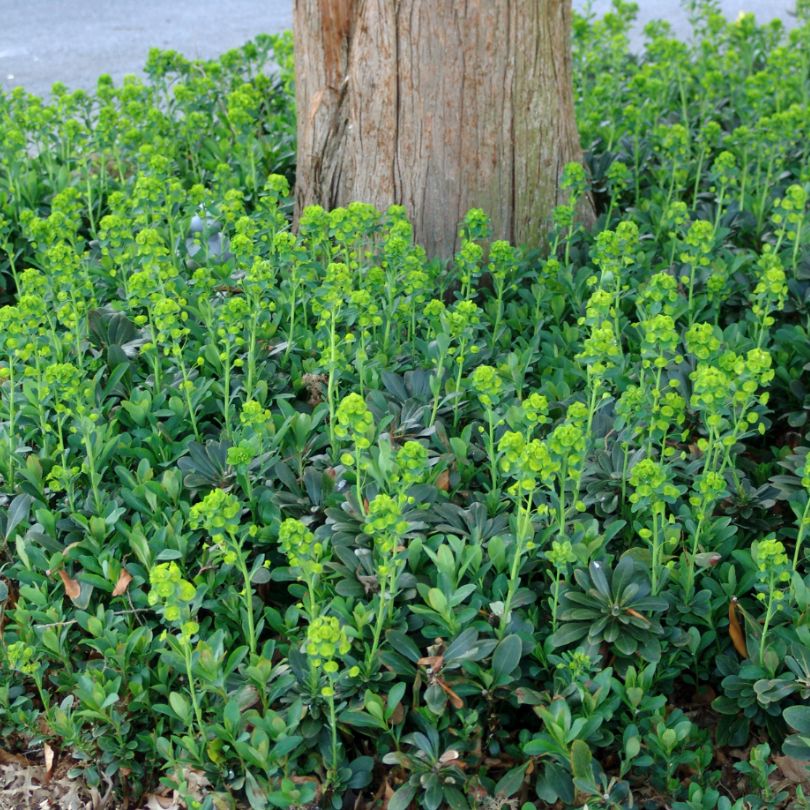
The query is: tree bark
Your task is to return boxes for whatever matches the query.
[294,0,583,258]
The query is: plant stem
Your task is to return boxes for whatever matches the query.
[82,427,103,515]
[367,577,388,676]
[452,340,467,428]
[551,570,562,634]
[486,406,497,493]
[557,460,568,540]
[5,362,15,491]
[793,497,810,572]
[355,444,365,515]
[183,642,205,741]
[235,545,257,658]
[223,344,232,437]
[429,352,446,426]
[759,583,774,665]
[327,312,338,458]
[499,488,532,636]
[651,509,660,595]
[327,690,339,785]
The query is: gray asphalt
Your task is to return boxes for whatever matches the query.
[0,0,292,97]
[0,0,797,98]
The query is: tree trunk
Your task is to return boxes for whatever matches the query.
[293,0,583,258]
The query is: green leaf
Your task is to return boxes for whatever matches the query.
[494,761,529,797]
[245,770,269,809]
[492,634,522,682]
[548,622,587,648]
[4,493,32,540]
[387,681,407,716]
[347,756,374,789]
[570,739,593,782]
[444,627,479,662]
[624,729,641,761]
[387,781,418,810]
[427,587,448,614]
[340,710,385,731]
[785,706,810,736]
[386,631,421,663]
[536,761,573,804]
[589,560,611,598]
[168,691,191,724]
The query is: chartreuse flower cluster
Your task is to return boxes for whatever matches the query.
[314,261,354,451]
[629,458,681,593]
[470,363,503,495]
[305,615,353,788]
[751,538,792,664]
[189,488,261,657]
[2,6,810,808]
[335,392,375,511]
[148,562,205,737]
[364,492,410,669]
[279,517,327,617]
[429,298,482,426]
[493,401,590,636]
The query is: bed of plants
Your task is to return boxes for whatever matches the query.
[2,2,810,809]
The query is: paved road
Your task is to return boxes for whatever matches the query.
[583,0,796,43]
[0,0,797,98]
[0,0,292,97]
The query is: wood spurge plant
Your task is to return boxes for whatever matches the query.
[2,4,810,809]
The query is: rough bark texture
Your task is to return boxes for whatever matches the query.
[294,0,583,258]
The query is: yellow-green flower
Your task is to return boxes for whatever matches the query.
[305,616,351,672]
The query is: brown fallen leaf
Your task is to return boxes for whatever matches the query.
[418,655,444,671]
[437,678,464,709]
[144,794,179,810]
[626,608,650,623]
[729,597,748,658]
[112,568,133,597]
[375,777,394,806]
[0,748,33,766]
[57,569,81,601]
[43,743,54,784]
[436,469,451,492]
[774,755,810,785]
[389,700,405,725]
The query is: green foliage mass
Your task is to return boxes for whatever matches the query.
[2,4,810,809]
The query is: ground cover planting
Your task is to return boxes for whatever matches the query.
[2,2,810,808]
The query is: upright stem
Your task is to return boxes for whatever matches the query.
[499,488,533,637]
[355,444,365,515]
[491,283,505,350]
[557,461,568,539]
[5,362,15,491]
[327,690,339,785]
[82,428,103,515]
[327,313,338,459]
[452,340,467,428]
[651,509,660,595]
[687,263,698,326]
[551,569,562,634]
[223,345,232,437]
[176,347,200,441]
[367,567,393,675]
[792,218,804,276]
[429,353,446,427]
[793,497,810,572]
[235,546,257,658]
[759,583,775,665]
[183,643,205,741]
[246,312,258,402]
[285,279,297,362]
[486,407,497,493]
